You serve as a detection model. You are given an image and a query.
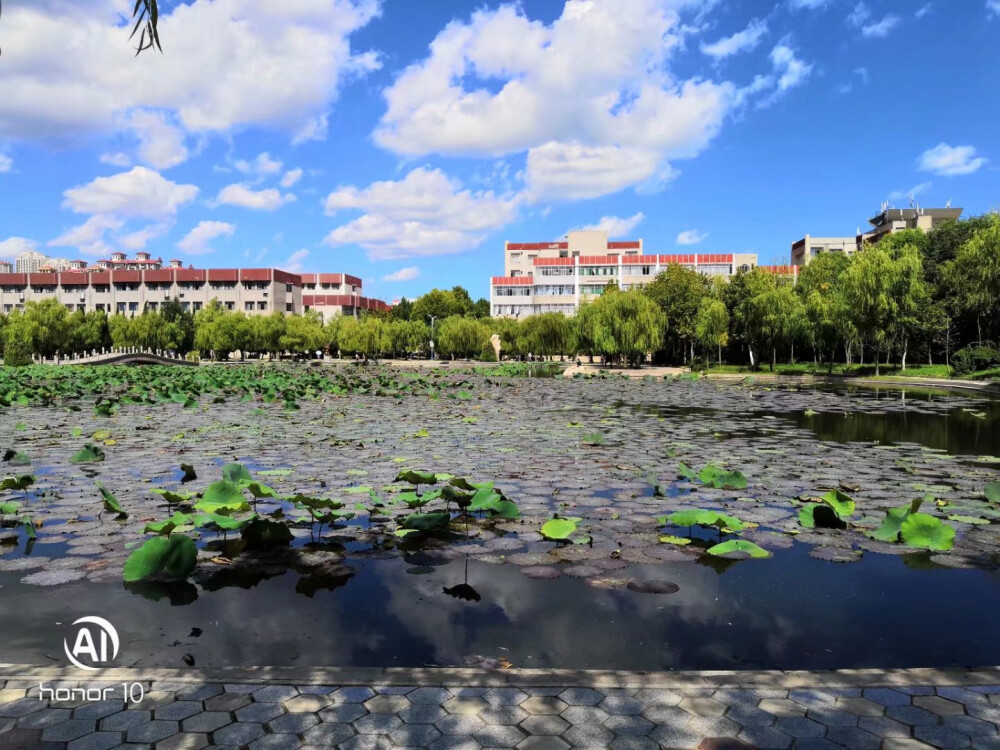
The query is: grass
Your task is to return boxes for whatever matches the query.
[697,362,1000,382]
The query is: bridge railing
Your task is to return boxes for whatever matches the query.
[31,347,191,365]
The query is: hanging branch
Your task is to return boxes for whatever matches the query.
[0,0,162,57]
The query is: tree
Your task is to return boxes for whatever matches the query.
[490,317,524,360]
[591,289,666,368]
[944,216,1000,345]
[521,313,570,359]
[745,285,804,371]
[570,304,599,362]
[280,312,326,354]
[161,298,195,352]
[251,313,287,356]
[695,299,729,365]
[437,316,487,359]
[390,297,414,321]
[643,264,709,363]
[21,299,71,356]
[2,314,33,366]
[450,286,475,316]
[889,243,930,370]
[412,289,460,322]
[472,298,491,319]
[723,267,775,367]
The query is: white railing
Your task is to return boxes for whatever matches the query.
[32,347,190,365]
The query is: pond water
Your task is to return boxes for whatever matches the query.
[2,371,999,672]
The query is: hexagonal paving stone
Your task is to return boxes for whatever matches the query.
[341,735,397,750]
[0,689,27,704]
[212,721,266,746]
[914,695,967,715]
[788,690,838,709]
[679,696,727,718]
[726,704,778,727]
[609,738,660,750]
[521,697,568,716]
[882,739,939,750]
[236,701,285,723]
[41,719,100,742]
[686,717,741,738]
[774,717,826,738]
[72,701,125,722]
[634,689,682,708]
[520,714,570,736]
[968,702,1000,723]
[409,687,453,705]
[353,712,403,735]
[154,701,204,721]
[428,737,483,750]
[99,709,150,732]
[203,693,250,713]
[598,695,643,716]
[486,689,529,708]
[156,732,211,750]
[737,726,793,750]
[363,695,410,714]
[125,719,180,744]
[391,723,443,747]
[516,737,570,750]
[0,697,45,718]
[563,705,610,725]
[604,715,654,736]
[806,708,860,728]
[253,686,299,704]
[758,698,807,718]
[651,722,704,749]
[939,687,991,705]
[320,702,368,723]
[858,715,914,738]
[303,721,356,745]
[134,691,178,711]
[833,696,885,717]
[887,705,941,726]
[559,689,605,707]
[564,723,615,747]
[401,703,448,724]
[914,724,975,748]
[480,706,529,726]
[248,734,304,750]
[176,685,222,702]
[444,697,490,715]
[267,711,320,734]
[825,726,883,749]
[943,715,1000,737]
[332,687,376,704]
[65,731,121,750]
[181,711,232,733]
[284,694,332,713]
[437,713,487,735]
[297,685,336,695]
[16,708,72,729]
[475,723,528,747]
[862,688,912,707]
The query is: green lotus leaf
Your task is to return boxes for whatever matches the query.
[395,470,438,485]
[96,482,127,518]
[71,444,105,463]
[493,500,520,520]
[698,465,748,490]
[92,430,112,441]
[194,512,253,531]
[706,540,771,558]
[985,483,1000,506]
[820,489,855,518]
[947,515,990,525]
[343,485,373,494]
[468,487,503,513]
[677,462,699,481]
[0,501,20,514]
[659,535,692,546]
[400,512,451,531]
[144,512,194,535]
[397,491,430,509]
[664,510,745,532]
[798,503,846,530]
[22,517,37,540]
[241,518,294,548]
[123,535,197,582]
[393,528,420,538]
[900,513,955,551]
[222,463,252,485]
[582,432,605,446]
[195,480,250,515]
[2,449,30,466]
[541,517,577,541]
[440,485,472,504]
[245,482,278,499]
[256,469,292,476]
[289,494,345,511]
[1,474,34,492]
[153,488,197,506]
[449,477,493,492]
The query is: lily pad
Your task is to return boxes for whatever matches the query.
[540,518,577,541]
[123,535,198,582]
[900,513,955,552]
[706,540,771,558]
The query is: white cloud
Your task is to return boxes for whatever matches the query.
[0,0,381,144]
[750,43,813,107]
[121,223,170,251]
[375,1,733,201]
[915,4,932,19]
[121,109,189,169]
[579,212,645,237]
[848,3,871,26]
[382,266,420,282]
[887,182,932,202]
[49,215,124,249]
[677,229,708,245]
[848,3,901,38]
[918,144,987,176]
[0,237,38,259]
[177,221,236,256]
[213,184,297,211]
[788,0,828,8]
[324,166,520,260]
[235,152,284,177]
[284,249,309,273]
[280,168,304,188]
[700,19,768,60]
[99,152,132,168]
[0,154,11,173]
[62,167,199,219]
[988,0,1000,17]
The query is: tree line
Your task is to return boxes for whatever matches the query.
[2,214,998,373]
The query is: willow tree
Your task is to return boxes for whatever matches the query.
[745,285,804,372]
[592,289,666,368]
[695,298,729,365]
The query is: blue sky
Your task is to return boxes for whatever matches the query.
[0,0,996,303]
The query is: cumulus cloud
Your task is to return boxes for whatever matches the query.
[700,19,768,60]
[213,184,297,211]
[677,229,708,245]
[375,0,733,201]
[121,109,189,169]
[121,224,170,251]
[99,152,132,168]
[382,266,420,282]
[747,43,814,107]
[280,168,304,188]
[0,0,381,148]
[284,249,310,273]
[579,213,645,237]
[177,221,236,256]
[49,215,124,250]
[887,182,932,202]
[990,0,1000,17]
[0,154,11,173]
[848,3,901,38]
[918,143,987,176]
[0,237,38,259]
[62,167,199,219]
[235,153,284,177]
[324,167,520,260]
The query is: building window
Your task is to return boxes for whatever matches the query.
[257,301,267,310]
[93,285,110,293]
[286,303,293,312]
[192,302,202,312]
[128,302,139,313]
[116,302,126,313]
[245,301,254,311]
[641,265,652,275]
[210,281,237,290]
[225,302,235,310]
[147,302,158,311]
[286,284,293,293]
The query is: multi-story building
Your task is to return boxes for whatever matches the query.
[0,253,387,318]
[15,250,72,273]
[300,273,390,321]
[491,230,759,318]
[792,204,964,266]
[0,261,12,274]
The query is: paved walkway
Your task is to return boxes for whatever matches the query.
[1,665,999,749]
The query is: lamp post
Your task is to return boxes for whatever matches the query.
[428,315,437,361]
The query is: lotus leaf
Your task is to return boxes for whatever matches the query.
[493,500,520,520]
[222,463,252,485]
[582,432,605,446]
[659,535,692,546]
[798,503,846,530]
[123,535,198,582]
[245,482,278,499]
[22,517,37,540]
[867,496,928,542]
[153,488,196,506]
[698,465,748,490]
[541,518,577,541]
[242,518,294,548]
[450,477,492,491]
[677,462,698,481]
[948,515,990,525]
[662,510,745,532]
[96,482,128,518]
[393,528,420,538]
[195,480,250,514]
[468,487,503,512]
[985,483,1000,506]
[2,449,30,466]
[0,501,20,514]
[706,540,771,558]
[900,513,955,551]
[71,444,105,463]
[399,491,432,509]
[289,494,345,511]
[144,512,194,535]
[0,475,34,492]
[396,470,437,485]
[400,512,451,531]
[194,512,252,531]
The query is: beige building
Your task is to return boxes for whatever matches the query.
[491,230,759,318]
[791,235,858,266]
[0,254,386,318]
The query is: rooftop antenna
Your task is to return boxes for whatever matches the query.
[946,198,952,208]
[908,194,915,208]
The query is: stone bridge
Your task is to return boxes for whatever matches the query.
[34,347,198,367]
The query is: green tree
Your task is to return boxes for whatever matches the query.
[723,267,775,367]
[450,286,475,316]
[694,298,729,365]
[251,312,287,356]
[944,216,1000,345]
[390,297,414,321]
[521,313,570,359]
[472,298,491,319]
[592,288,666,368]
[412,289,460,322]
[161,298,195,352]
[745,285,804,371]
[840,245,899,375]
[437,316,487,359]
[490,317,524,360]
[21,298,71,356]
[643,264,709,363]
[2,314,33,366]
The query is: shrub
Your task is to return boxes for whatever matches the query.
[478,343,498,362]
[951,344,1000,376]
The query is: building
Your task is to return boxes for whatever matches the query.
[15,250,73,273]
[792,204,964,266]
[0,253,388,318]
[491,230,759,318]
[300,274,390,320]
[0,261,12,274]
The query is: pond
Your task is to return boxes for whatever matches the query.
[1,367,999,672]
